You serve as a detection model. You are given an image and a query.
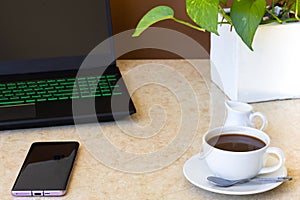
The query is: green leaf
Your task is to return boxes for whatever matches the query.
[132,6,174,37]
[186,0,219,34]
[231,0,266,50]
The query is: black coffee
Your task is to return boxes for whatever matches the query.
[207,134,266,152]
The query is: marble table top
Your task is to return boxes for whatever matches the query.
[0,60,299,200]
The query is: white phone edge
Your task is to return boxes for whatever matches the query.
[11,190,66,197]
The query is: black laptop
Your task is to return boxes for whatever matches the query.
[0,0,136,130]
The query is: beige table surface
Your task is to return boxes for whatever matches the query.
[0,60,299,200]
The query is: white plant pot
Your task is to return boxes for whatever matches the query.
[210,21,300,102]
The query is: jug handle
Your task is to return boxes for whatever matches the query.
[250,112,267,130]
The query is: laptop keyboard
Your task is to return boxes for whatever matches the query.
[0,75,123,106]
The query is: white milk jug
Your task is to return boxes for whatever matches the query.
[224,100,267,130]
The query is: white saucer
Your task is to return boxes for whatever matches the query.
[183,153,287,195]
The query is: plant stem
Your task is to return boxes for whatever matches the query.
[218,21,231,25]
[265,8,283,23]
[218,5,232,25]
[296,0,300,20]
[261,17,299,24]
[172,17,205,32]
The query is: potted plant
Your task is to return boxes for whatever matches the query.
[133,0,300,102]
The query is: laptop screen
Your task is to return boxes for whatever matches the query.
[0,0,115,75]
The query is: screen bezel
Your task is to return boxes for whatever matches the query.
[0,0,116,76]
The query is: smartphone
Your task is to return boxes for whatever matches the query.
[11,141,79,197]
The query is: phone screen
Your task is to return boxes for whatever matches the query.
[11,141,79,197]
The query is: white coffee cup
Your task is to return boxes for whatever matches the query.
[202,126,285,180]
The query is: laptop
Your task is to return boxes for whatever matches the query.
[0,0,136,130]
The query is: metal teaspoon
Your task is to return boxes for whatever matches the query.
[207,176,292,187]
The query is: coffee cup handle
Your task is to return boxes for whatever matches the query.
[258,147,285,175]
[250,112,267,130]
